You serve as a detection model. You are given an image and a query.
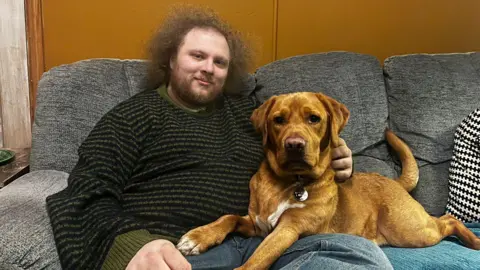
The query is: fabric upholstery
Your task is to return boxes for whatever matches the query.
[384,52,480,216]
[0,170,68,270]
[382,223,480,270]
[31,59,145,173]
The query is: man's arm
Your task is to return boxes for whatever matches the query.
[46,109,168,270]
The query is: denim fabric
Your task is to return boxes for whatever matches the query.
[187,233,393,270]
[382,223,480,270]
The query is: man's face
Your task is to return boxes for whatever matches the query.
[169,27,230,107]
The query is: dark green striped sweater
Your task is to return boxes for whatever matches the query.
[46,86,265,270]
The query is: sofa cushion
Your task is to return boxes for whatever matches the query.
[384,52,480,216]
[382,223,480,270]
[0,170,68,270]
[31,59,149,172]
[253,51,391,175]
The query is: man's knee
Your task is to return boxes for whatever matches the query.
[276,234,393,270]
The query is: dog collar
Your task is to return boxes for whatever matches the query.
[294,176,309,202]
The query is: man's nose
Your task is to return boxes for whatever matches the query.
[202,59,214,74]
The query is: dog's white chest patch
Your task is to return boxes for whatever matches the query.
[256,200,305,235]
[268,201,305,228]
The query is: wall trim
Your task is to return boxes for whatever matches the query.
[25,0,45,123]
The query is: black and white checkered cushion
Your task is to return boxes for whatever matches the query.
[446,108,480,223]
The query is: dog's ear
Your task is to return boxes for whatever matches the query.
[251,96,277,146]
[315,93,350,147]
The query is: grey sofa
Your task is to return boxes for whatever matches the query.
[1,51,479,269]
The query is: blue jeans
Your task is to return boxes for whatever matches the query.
[186,233,393,270]
[381,223,480,270]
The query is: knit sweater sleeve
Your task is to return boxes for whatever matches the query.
[103,229,177,270]
[46,108,164,269]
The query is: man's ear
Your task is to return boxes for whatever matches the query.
[250,96,277,146]
[315,93,350,148]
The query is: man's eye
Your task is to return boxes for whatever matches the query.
[192,54,203,59]
[215,60,228,67]
[308,115,321,124]
[274,116,285,124]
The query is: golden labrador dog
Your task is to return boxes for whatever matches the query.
[177,92,480,270]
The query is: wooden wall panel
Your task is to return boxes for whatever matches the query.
[276,0,480,62]
[0,0,32,148]
[26,0,44,125]
[42,0,275,71]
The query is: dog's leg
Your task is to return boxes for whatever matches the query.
[235,222,300,270]
[177,214,256,255]
[434,214,480,250]
[379,204,480,250]
[391,214,480,249]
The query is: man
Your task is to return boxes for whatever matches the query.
[46,5,392,270]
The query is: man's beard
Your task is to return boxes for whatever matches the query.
[169,70,221,107]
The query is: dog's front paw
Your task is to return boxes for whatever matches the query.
[176,234,203,256]
[176,227,221,256]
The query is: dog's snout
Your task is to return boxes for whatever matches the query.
[285,137,306,150]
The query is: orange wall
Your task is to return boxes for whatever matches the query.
[42,0,274,71]
[42,0,480,71]
[276,0,480,61]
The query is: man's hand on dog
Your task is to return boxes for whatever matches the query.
[126,239,191,270]
[331,138,353,182]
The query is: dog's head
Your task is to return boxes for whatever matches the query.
[251,92,350,178]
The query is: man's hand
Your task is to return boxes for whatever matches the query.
[126,239,192,270]
[331,138,353,182]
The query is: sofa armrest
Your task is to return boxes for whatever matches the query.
[0,170,68,270]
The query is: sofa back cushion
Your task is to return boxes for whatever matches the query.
[254,52,395,177]
[31,59,149,172]
[384,52,480,216]
[31,59,256,173]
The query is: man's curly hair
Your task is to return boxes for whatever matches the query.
[146,4,253,95]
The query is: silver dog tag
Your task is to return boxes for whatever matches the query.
[294,186,308,202]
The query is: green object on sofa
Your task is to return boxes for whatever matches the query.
[0,51,479,269]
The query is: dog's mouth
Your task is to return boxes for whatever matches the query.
[284,161,312,173]
[284,153,312,169]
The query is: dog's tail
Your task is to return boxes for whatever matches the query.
[385,129,419,192]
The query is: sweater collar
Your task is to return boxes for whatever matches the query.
[157,85,216,116]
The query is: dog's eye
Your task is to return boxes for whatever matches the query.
[308,115,321,124]
[274,116,285,125]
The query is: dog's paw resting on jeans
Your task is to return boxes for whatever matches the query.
[177,225,223,256]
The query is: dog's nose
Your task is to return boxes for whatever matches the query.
[285,137,306,150]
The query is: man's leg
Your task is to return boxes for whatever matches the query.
[186,234,263,270]
[269,234,393,270]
